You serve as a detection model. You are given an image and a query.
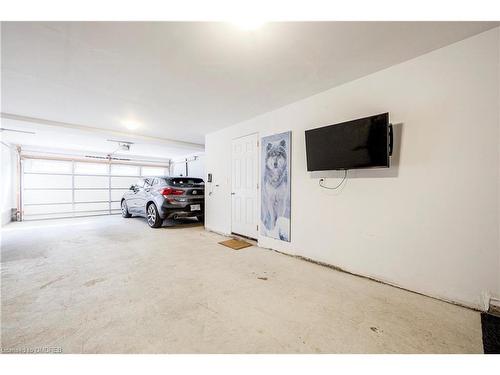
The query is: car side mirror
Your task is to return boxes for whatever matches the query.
[129,185,135,190]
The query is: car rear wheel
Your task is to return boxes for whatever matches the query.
[121,200,132,218]
[146,203,162,228]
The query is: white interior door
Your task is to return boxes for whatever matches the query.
[231,133,259,239]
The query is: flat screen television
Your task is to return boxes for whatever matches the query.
[305,113,391,171]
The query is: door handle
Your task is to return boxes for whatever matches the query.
[231,192,235,195]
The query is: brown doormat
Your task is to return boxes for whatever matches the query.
[219,239,252,250]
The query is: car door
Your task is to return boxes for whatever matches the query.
[135,178,152,216]
[127,178,144,214]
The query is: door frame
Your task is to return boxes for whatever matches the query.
[230,132,260,240]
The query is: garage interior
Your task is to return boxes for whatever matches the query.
[1,21,500,354]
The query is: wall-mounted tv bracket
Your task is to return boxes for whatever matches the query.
[388,124,394,157]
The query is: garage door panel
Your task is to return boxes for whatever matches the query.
[111,189,128,201]
[74,202,109,212]
[111,202,121,210]
[24,159,72,173]
[74,162,108,175]
[24,174,72,189]
[25,212,75,220]
[24,204,73,216]
[72,211,109,218]
[74,175,108,188]
[24,190,72,204]
[74,189,109,202]
[111,176,138,188]
[111,164,140,176]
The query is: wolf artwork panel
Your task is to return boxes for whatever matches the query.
[261,131,291,242]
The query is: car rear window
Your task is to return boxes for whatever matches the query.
[165,178,204,186]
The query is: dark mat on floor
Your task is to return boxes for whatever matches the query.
[481,312,500,354]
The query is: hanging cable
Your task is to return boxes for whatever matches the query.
[319,169,348,190]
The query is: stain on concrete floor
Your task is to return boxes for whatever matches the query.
[40,275,67,289]
[83,278,107,287]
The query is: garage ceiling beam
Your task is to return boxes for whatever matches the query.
[1,112,204,151]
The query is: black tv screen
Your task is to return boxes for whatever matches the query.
[305,113,390,171]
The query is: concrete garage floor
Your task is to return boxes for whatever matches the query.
[1,216,482,353]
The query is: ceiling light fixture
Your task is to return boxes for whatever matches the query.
[121,120,141,131]
[230,20,266,31]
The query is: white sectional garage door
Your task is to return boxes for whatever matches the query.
[22,157,169,220]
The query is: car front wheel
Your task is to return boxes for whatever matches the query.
[146,203,162,228]
[121,200,132,218]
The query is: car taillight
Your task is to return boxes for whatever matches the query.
[161,188,184,196]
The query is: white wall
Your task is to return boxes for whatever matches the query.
[1,143,17,226]
[172,160,187,176]
[205,28,500,310]
[171,154,206,179]
[187,154,206,179]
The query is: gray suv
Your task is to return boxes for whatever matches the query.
[121,176,204,228]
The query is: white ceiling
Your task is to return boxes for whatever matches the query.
[1,21,498,150]
[0,117,202,160]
